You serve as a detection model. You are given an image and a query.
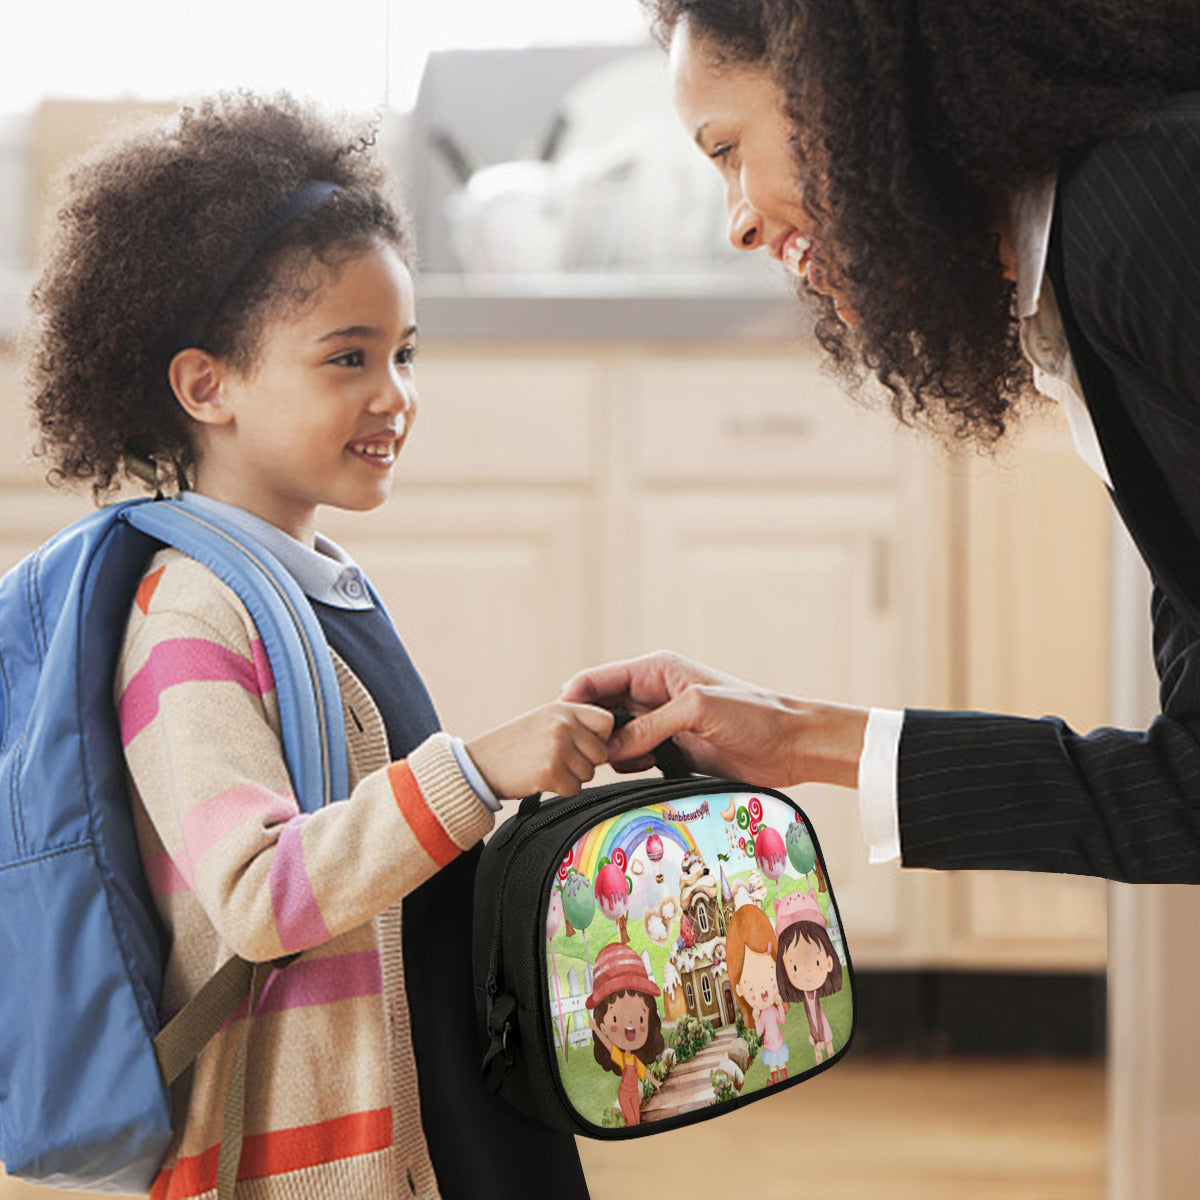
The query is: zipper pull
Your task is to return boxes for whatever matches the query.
[518,793,542,819]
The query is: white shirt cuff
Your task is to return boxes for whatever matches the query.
[450,736,502,812]
[858,707,904,864]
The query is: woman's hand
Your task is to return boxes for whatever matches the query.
[560,651,868,789]
[466,701,615,800]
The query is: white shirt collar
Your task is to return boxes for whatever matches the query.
[1009,178,1112,487]
[178,492,375,610]
[1010,176,1057,320]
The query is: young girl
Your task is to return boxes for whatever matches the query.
[725,902,789,1084]
[26,93,609,1200]
[775,891,844,1065]
[586,942,664,1126]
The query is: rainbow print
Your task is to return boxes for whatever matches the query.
[560,806,702,883]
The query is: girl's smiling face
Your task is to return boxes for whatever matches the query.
[604,991,652,1052]
[180,241,418,544]
[735,945,780,1013]
[783,930,834,993]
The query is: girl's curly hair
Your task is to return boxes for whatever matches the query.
[27,92,414,498]
[644,0,1200,446]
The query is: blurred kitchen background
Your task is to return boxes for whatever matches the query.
[2,3,1199,1197]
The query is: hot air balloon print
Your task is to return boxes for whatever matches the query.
[645,828,664,884]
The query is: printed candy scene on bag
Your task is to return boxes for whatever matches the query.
[545,791,852,1129]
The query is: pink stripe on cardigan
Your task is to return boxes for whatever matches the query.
[118,636,275,746]
[270,815,332,952]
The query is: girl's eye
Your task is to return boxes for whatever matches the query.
[709,143,734,165]
[331,349,364,368]
[396,344,417,367]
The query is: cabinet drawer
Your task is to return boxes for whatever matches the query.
[630,355,901,485]
[400,355,599,484]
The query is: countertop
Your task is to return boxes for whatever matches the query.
[0,268,814,345]
[415,272,813,343]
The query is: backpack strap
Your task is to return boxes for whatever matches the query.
[122,498,348,1198]
[121,498,349,810]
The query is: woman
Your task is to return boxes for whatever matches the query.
[563,0,1200,882]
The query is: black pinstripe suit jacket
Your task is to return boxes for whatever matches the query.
[898,93,1200,883]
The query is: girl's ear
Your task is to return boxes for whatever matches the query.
[169,348,235,427]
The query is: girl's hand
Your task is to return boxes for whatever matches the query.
[466,702,615,800]
[561,650,868,788]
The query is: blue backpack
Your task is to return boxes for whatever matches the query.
[0,496,348,1194]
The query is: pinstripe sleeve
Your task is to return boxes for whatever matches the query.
[898,708,1200,882]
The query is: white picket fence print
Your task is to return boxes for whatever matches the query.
[548,952,657,1050]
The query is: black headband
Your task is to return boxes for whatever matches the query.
[175,180,342,352]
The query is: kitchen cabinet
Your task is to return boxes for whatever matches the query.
[0,339,1110,981]
[933,404,1111,969]
[327,341,954,967]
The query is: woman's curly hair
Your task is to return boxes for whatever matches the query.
[27,92,413,498]
[644,0,1200,446]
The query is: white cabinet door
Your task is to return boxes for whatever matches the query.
[626,489,926,961]
[318,490,596,740]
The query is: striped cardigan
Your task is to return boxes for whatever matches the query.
[115,546,495,1199]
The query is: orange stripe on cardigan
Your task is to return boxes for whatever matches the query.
[387,761,459,867]
[149,1108,392,1199]
[135,565,166,614]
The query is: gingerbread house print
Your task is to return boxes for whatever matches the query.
[665,851,738,1028]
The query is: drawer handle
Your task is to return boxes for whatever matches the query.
[724,413,813,439]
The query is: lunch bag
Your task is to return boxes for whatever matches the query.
[473,750,855,1137]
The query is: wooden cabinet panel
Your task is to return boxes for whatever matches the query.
[629,355,901,485]
[405,355,600,483]
[944,408,1111,968]
[628,490,918,956]
[318,490,596,739]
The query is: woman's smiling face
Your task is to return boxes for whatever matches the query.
[668,17,851,321]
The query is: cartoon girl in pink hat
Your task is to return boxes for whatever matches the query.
[775,890,843,1064]
[587,942,664,1126]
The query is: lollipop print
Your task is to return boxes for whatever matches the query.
[595,860,632,945]
[754,825,788,904]
[561,869,597,989]
[546,887,568,1055]
[786,820,817,888]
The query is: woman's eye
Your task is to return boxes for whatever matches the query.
[709,143,734,165]
[396,344,417,367]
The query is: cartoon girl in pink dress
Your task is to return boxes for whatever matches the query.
[587,942,664,1126]
[775,890,843,1064]
[726,903,790,1085]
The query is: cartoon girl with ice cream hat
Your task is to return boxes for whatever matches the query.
[587,942,664,1126]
